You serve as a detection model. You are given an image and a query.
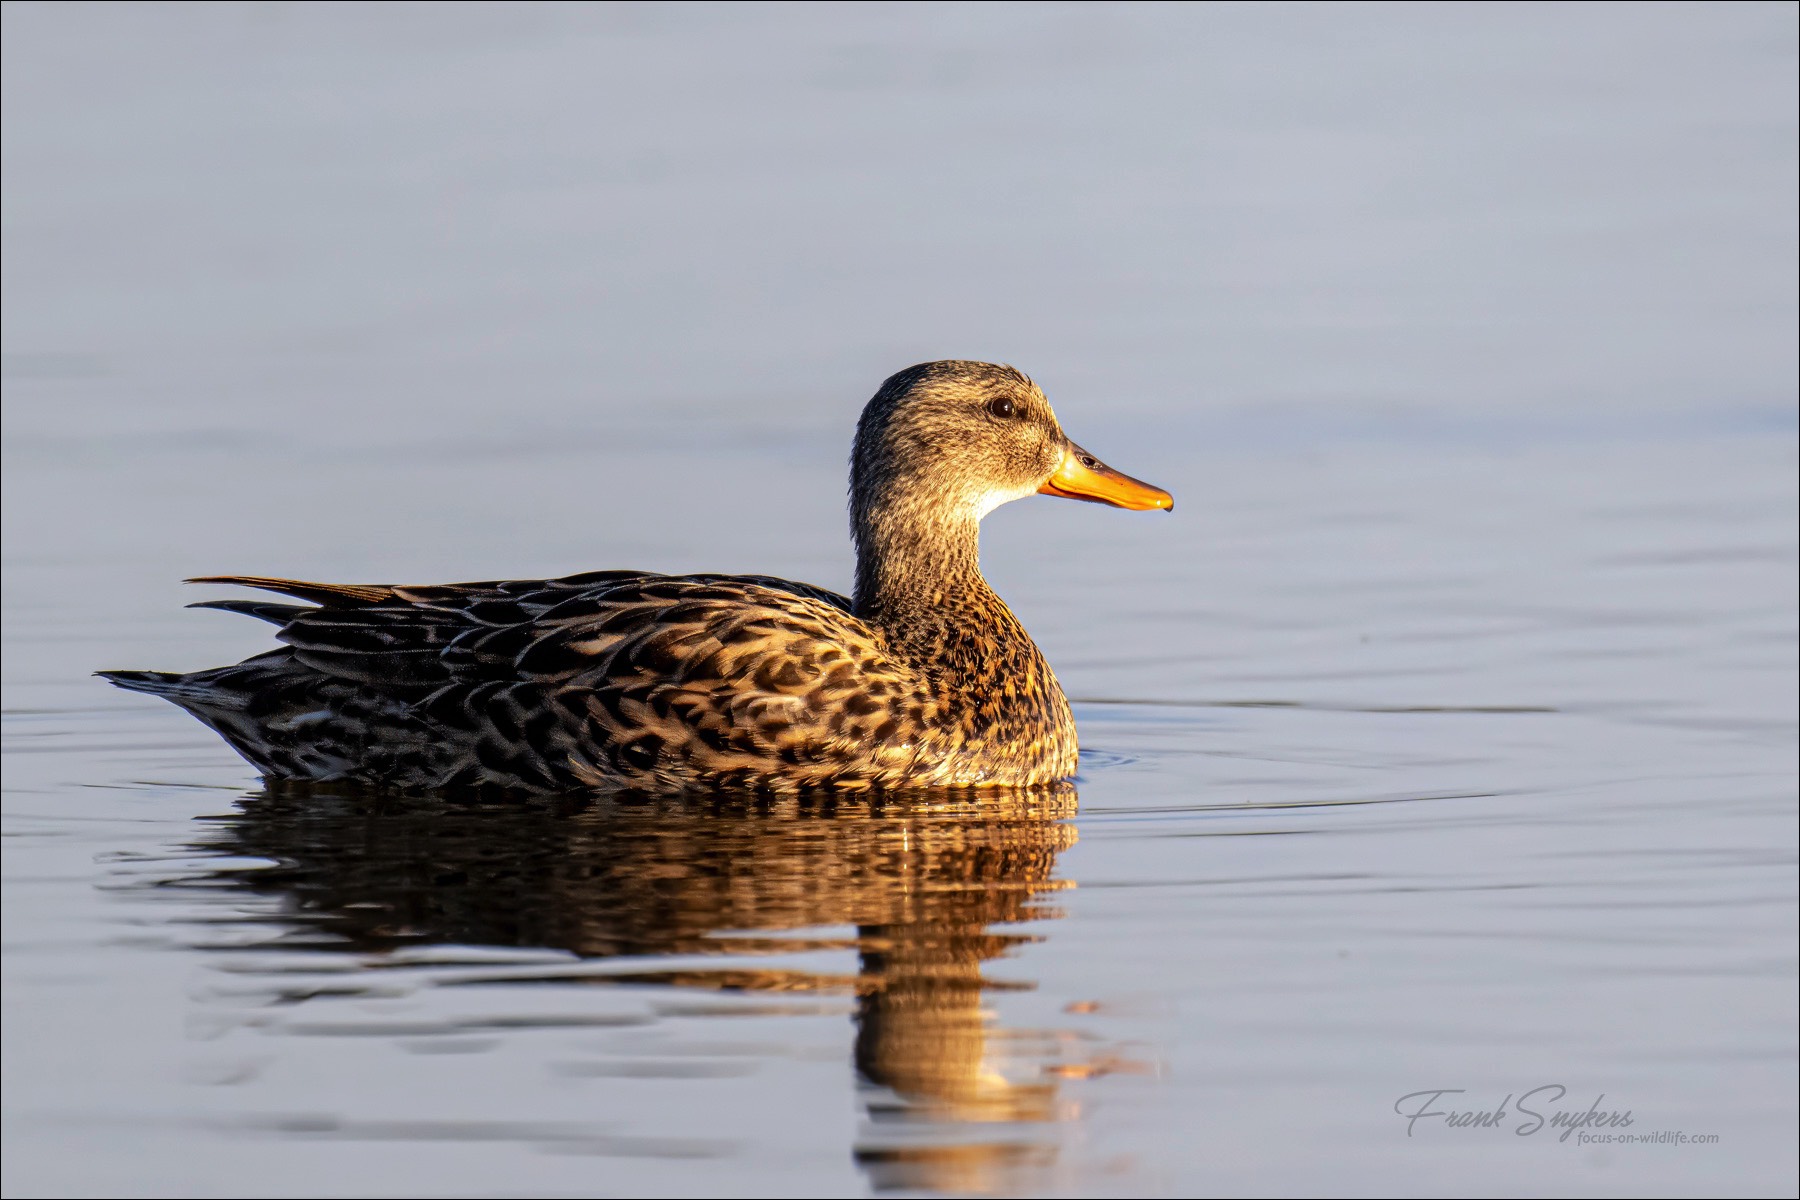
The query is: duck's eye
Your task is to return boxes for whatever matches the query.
[986,396,1017,420]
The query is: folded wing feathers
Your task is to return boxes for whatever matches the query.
[184,572,863,703]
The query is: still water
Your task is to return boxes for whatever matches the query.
[3,4,1796,1197]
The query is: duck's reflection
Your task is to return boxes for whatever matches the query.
[187,784,1086,1193]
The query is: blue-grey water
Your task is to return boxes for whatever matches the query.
[3,4,1796,1197]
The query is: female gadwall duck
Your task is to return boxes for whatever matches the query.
[101,361,1171,793]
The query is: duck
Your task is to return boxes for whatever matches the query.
[100,361,1172,794]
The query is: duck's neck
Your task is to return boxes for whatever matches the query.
[851,492,1075,779]
[851,497,995,633]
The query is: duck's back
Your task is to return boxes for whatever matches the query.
[101,569,1066,793]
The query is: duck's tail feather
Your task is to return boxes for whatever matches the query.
[186,598,313,626]
[97,653,303,712]
[96,669,252,712]
[186,575,396,606]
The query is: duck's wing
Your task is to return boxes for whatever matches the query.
[480,578,926,789]
[191,570,856,687]
[188,570,673,688]
[191,571,919,789]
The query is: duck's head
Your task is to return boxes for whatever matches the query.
[851,361,1173,529]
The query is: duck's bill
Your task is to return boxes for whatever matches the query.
[1038,443,1174,511]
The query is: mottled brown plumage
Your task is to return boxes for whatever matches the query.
[100,361,1171,794]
